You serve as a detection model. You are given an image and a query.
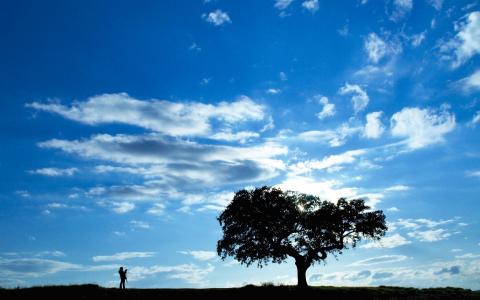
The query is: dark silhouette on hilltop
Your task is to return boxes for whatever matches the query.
[118,266,128,289]
[217,186,387,287]
[0,284,476,300]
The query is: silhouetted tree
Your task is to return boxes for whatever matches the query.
[217,186,387,287]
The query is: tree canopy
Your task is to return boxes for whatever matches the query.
[217,186,387,287]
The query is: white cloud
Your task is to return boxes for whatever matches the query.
[266,88,281,94]
[385,185,410,191]
[455,253,480,259]
[315,96,336,120]
[279,71,288,81]
[351,255,409,266]
[457,69,480,93]
[428,0,443,10]
[277,175,357,202]
[364,33,388,63]
[180,250,217,261]
[390,0,413,22]
[27,93,266,138]
[189,42,201,52]
[147,203,166,216]
[353,192,384,208]
[390,105,456,149]
[130,220,150,229]
[39,134,287,186]
[411,31,426,47]
[339,83,369,113]
[469,111,480,127]
[34,250,66,257]
[92,251,155,262]
[466,170,480,177]
[302,0,319,12]
[0,258,80,277]
[202,10,231,26]
[364,111,384,139]
[440,11,480,68]
[128,263,214,285]
[210,130,260,144]
[111,202,135,214]
[394,218,455,230]
[361,233,411,249]
[298,124,362,147]
[28,167,78,177]
[338,24,349,37]
[200,77,211,86]
[407,229,451,242]
[312,259,480,288]
[15,190,30,198]
[289,149,366,175]
[46,202,87,211]
[261,116,275,132]
[387,206,399,212]
[274,0,294,10]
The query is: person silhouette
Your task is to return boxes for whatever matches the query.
[118,266,127,289]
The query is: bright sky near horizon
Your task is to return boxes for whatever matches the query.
[0,0,479,289]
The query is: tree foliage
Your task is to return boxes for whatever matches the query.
[217,186,387,286]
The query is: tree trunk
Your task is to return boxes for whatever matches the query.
[295,258,309,287]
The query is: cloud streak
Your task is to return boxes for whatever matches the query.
[27,93,266,139]
[92,251,155,262]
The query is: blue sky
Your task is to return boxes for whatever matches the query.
[1,0,480,289]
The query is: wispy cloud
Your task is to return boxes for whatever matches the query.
[128,263,214,285]
[266,88,281,95]
[179,250,217,261]
[466,170,480,178]
[390,0,413,22]
[411,32,426,48]
[38,134,287,187]
[110,202,135,214]
[202,10,231,26]
[147,203,166,216]
[274,0,294,10]
[289,149,366,175]
[298,124,362,147]
[0,258,80,277]
[189,42,201,52]
[407,229,451,242]
[92,251,155,262]
[385,185,410,192]
[427,0,443,11]
[351,255,409,266]
[440,11,480,68]
[15,190,30,198]
[28,167,78,177]
[129,220,150,229]
[27,94,267,139]
[339,83,369,113]
[361,233,411,249]
[210,130,260,144]
[364,33,388,63]
[302,0,319,12]
[456,69,480,93]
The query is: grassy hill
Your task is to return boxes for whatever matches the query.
[1,284,479,300]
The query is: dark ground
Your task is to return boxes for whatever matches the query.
[0,284,479,300]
